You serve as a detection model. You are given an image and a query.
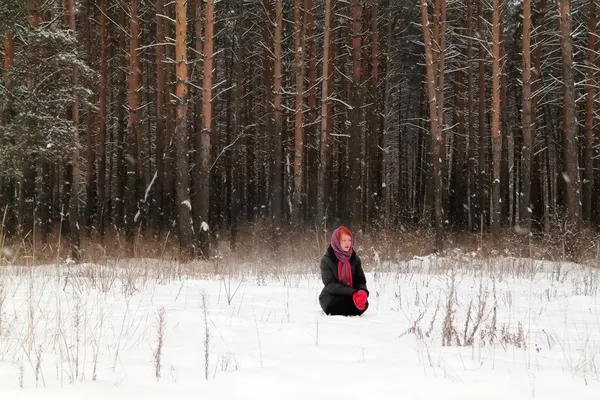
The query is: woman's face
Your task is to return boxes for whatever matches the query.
[340,233,352,252]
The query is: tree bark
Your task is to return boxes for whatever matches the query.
[154,0,167,230]
[557,0,582,258]
[193,0,203,237]
[477,0,487,230]
[85,0,96,234]
[382,16,396,227]
[2,32,17,237]
[175,0,193,257]
[490,0,502,237]
[520,0,533,233]
[368,0,380,226]
[583,0,596,225]
[98,0,108,237]
[197,0,214,258]
[65,0,81,259]
[349,0,363,229]
[317,0,333,226]
[126,0,142,243]
[420,0,444,252]
[114,5,127,229]
[466,0,475,231]
[292,0,306,224]
[306,0,318,221]
[272,0,284,240]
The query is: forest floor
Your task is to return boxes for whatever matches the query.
[0,254,599,399]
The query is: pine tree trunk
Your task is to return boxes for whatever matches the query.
[368,0,380,226]
[583,0,596,225]
[163,12,176,227]
[477,0,487,230]
[558,0,582,258]
[499,27,510,225]
[126,0,142,243]
[174,0,193,257]
[66,0,81,259]
[305,0,318,222]
[466,0,475,231]
[349,0,363,229]
[520,0,533,233]
[230,10,244,251]
[21,7,40,239]
[114,5,127,228]
[434,0,445,249]
[193,0,203,237]
[197,0,214,258]
[451,67,467,229]
[292,0,306,224]
[420,0,443,252]
[154,0,167,230]
[490,0,502,237]
[98,0,108,237]
[2,32,17,237]
[382,16,396,228]
[85,0,96,235]
[317,0,333,226]
[532,0,546,230]
[272,0,284,240]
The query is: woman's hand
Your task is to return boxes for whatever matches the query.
[352,290,368,310]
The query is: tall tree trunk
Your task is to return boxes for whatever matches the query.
[477,0,487,230]
[368,0,380,226]
[420,0,444,252]
[490,0,502,237]
[532,0,546,230]
[22,7,40,239]
[193,0,203,237]
[230,10,243,251]
[499,26,510,226]
[349,0,363,229]
[292,0,306,224]
[197,0,214,258]
[558,0,582,258]
[2,32,17,237]
[175,0,193,256]
[583,0,596,225]
[451,68,467,229]
[317,0,333,226]
[66,0,81,259]
[85,0,96,234]
[154,0,167,230]
[272,0,284,239]
[98,0,108,237]
[306,0,318,222]
[382,16,396,227]
[434,0,446,247]
[126,0,142,243]
[520,0,533,233]
[466,0,475,231]
[114,5,127,228]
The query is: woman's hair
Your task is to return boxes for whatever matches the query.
[337,226,352,240]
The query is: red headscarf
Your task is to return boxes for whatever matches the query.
[331,226,353,287]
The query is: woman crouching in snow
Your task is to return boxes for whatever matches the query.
[319,226,369,316]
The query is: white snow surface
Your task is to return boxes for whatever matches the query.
[1,256,600,399]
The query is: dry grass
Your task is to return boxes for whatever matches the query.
[1,222,599,269]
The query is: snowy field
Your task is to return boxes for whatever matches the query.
[0,255,600,399]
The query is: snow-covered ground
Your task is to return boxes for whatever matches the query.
[0,256,599,399]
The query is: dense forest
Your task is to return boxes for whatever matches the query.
[0,0,598,261]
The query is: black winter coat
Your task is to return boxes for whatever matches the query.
[318,245,369,312]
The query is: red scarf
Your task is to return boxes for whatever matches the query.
[337,260,353,287]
